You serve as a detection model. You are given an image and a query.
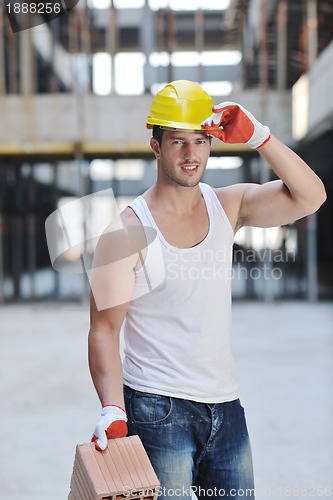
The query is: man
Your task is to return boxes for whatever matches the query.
[88,80,326,499]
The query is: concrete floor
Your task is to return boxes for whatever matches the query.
[0,301,332,500]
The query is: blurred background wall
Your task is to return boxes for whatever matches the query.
[0,0,332,303]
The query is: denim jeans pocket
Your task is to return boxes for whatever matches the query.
[130,390,173,425]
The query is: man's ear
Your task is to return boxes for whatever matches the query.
[150,138,161,159]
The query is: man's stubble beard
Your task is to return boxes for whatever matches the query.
[160,155,203,189]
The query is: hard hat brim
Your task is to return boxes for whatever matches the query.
[156,125,208,133]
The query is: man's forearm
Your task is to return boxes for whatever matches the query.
[88,328,125,408]
[259,135,326,212]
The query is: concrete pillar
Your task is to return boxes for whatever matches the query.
[81,0,92,92]
[0,164,4,303]
[277,0,287,90]
[8,31,18,93]
[52,163,61,298]
[20,29,36,94]
[306,212,318,301]
[259,0,268,90]
[195,10,204,84]
[68,4,80,54]
[27,164,36,299]
[79,160,91,305]
[166,9,175,83]
[140,0,156,93]
[307,0,318,68]
[106,1,118,95]
[0,2,5,94]
[11,166,24,300]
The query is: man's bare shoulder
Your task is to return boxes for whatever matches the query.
[93,205,144,272]
[213,183,252,199]
[98,206,141,238]
[213,183,264,207]
[212,184,258,232]
[120,206,142,228]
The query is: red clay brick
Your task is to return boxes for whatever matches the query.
[68,435,160,500]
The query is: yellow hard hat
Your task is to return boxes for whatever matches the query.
[146,80,214,131]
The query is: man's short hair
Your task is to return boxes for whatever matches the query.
[152,125,164,145]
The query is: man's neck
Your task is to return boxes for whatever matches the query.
[144,182,203,215]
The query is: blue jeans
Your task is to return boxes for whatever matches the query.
[124,385,255,500]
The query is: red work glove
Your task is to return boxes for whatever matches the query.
[201,101,271,149]
[91,404,128,451]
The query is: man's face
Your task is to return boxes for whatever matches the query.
[150,130,211,188]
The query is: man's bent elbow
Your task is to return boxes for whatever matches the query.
[313,180,327,210]
[304,181,327,215]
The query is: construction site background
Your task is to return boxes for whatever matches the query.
[0,1,332,499]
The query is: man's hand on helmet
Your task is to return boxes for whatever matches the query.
[201,102,271,149]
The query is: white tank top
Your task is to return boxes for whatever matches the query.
[122,182,239,403]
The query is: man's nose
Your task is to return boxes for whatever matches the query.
[183,143,197,161]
